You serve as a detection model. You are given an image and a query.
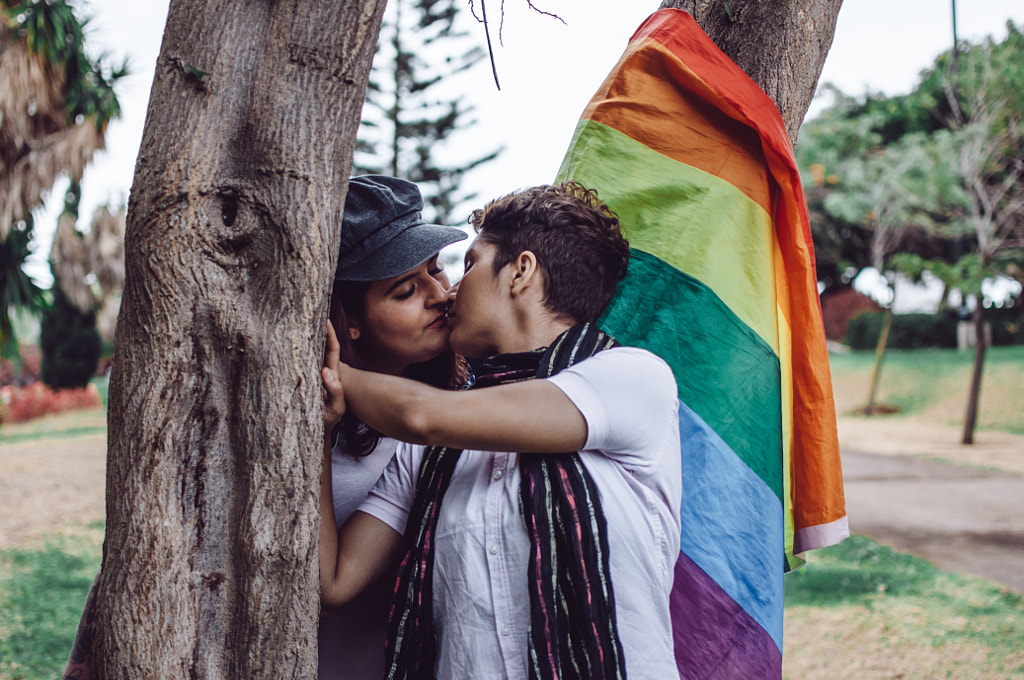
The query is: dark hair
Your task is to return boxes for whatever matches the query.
[330,280,469,456]
[469,181,629,324]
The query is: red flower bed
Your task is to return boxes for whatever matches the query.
[0,382,103,423]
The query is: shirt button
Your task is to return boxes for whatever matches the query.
[489,544,498,555]
[501,626,511,636]
[493,469,504,481]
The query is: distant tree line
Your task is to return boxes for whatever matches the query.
[798,21,1023,439]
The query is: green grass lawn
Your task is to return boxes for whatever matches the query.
[0,411,105,445]
[0,523,102,680]
[786,536,1024,673]
[829,346,1024,434]
[786,532,1019,651]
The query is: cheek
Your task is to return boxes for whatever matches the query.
[453,274,480,310]
[360,303,415,348]
[462,279,495,318]
[383,305,425,338]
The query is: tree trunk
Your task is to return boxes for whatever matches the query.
[94,0,385,677]
[864,306,892,415]
[961,303,987,444]
[659,0,844,146]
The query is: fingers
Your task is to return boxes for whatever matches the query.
[322,365,341,391]
[324,321,341,373]
[321,364,346,427]
[443,283,458,317]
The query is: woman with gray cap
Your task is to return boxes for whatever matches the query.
[317,175,468,680]
[60,176,468,680]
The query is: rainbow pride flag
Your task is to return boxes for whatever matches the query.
[555,9,848,678]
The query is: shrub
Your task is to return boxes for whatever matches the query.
[39,285,101,389]
[988,303,1024,346]
[846,311,958,350]
[0,383,102,423]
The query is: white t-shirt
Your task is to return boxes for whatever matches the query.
[360,347,682,680]
[317,435,398,680]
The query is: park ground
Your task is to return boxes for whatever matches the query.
[1,346,1023,678]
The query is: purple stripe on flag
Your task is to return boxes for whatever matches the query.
[671,552,782,680]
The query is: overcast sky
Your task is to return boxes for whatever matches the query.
[24,0,1024,299]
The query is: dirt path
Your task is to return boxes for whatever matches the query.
[842,449,1024,592]
[0,410,107,549]
[836,414,1024,593]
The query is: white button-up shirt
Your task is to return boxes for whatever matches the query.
[360,347,682,679]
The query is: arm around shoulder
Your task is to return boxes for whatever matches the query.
[338,362,588,453]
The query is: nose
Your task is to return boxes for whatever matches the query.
[426,275,449,306]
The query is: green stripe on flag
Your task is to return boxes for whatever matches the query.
[600,249,783,502]
[558,120,779,354]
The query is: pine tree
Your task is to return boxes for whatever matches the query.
[355,0,501,224]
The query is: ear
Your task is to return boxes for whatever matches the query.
[345,318,362,342]
[509,251,540,297]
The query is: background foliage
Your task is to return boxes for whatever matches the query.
[355,0,500,225]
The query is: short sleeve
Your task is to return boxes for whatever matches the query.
[545,347,678,468]
[357,441,423,534]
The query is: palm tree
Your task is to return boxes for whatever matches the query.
[50,185,126,343]
[0,214,43,357]
[0,0,126,356]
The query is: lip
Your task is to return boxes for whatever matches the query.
[426,312,448,330]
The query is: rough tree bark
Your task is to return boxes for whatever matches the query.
[660,0,845,146]
[94,0,385,677]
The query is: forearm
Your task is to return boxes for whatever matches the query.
[337,364,440,444]
[318,435,342,609]
[318,432,404,608]
[339,363,588,452]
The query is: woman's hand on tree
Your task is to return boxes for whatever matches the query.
[322,322,347,430]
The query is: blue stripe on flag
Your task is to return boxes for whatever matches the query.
[677,401,784,650]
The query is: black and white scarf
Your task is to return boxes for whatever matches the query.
[384,323,626,680]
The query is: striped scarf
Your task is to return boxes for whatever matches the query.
[385,323,627,680]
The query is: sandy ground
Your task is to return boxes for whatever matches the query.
[837,414,1024,475]
[1,408,1022,550]
[0,410,107,550]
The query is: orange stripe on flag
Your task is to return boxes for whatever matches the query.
[583,38,772,215]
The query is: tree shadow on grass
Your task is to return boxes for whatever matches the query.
[786,534,950,606]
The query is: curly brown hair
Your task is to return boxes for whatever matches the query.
[469,181,629,324]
